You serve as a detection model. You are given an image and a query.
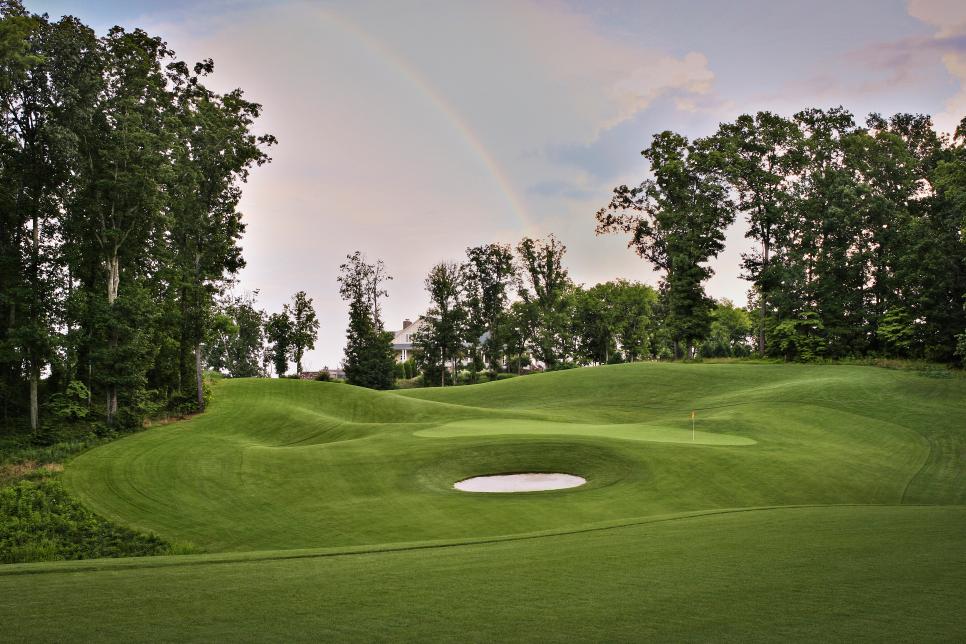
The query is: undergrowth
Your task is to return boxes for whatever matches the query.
[0,413,199,564]
[0,474,182,564]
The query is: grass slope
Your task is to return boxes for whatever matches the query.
[2,506,963,641]
[3,363,965,640]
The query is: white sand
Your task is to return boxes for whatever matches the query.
[454,473,586,493]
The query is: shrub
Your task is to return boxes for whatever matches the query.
[0,477,174,564]
[46,380,91,422]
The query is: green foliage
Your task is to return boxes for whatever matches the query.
[599,108,964,363]
[45,381,90,422]
[710,111,802,354]
[772,311,826,361]
[572,280,659,364]
[264,311,292,377]
[0,4,272,433]
[597,131,734,357]
[0,476,172,563]
[878,307,917,357]
[515,235,573,368]
[286,291,319,374]
[205,292,266,377]
[462,243,517,371]
[402,358,416,380]
[700,300,753,358]
[414,262,467,386]
[338,253,396,390]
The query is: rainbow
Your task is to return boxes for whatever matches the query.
[317,9,536,231]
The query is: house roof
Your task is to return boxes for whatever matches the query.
[390,318,428,350]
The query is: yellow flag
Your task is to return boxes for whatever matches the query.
[690,410,695,421]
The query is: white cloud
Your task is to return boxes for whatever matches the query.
[907,0,966,133]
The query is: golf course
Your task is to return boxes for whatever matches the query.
[2,362,965,641]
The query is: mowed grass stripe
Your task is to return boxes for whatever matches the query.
[2,506,963,642]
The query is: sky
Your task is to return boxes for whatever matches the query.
[27,0,966,369]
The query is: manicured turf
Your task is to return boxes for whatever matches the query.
[3,363,965,640]
[415,418,756,444]
[2,506,963,641]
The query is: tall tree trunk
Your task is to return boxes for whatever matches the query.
[30,212,39,431]
[179,285,188,395]
[194,252,204,409]
[195,342,204,412]
[29,370,38,431]
[106,253,120,424]
[758,236,769,356]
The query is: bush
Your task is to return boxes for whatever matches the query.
[46,380,91,422]
[403,359,416,380]
[0,477,174,564]
[316,370,331,382]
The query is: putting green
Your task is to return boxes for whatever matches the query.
[416,418,757,445]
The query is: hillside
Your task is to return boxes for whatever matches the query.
[3,363,964,640]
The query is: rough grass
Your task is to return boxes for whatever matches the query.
[0,476,175,564]
[2,362,964,640]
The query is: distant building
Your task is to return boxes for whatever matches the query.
[389,317,492,365]
[389,318,426,363]
[299,367,346,380]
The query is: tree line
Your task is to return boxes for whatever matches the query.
[2,0,963,430]
[0,3,274,431]
[272,110,966,391]
[598,108,966,363]
[404,236,751,386]
[391,109,966,385]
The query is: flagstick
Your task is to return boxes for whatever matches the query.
[691,411,695,442]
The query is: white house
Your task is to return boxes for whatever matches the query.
[389,318,427,363]
[389,317,495,365]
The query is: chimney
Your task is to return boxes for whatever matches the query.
[403,318,413,329]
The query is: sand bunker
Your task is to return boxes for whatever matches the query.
[454,473,586,493]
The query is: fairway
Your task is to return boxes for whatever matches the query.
[5,363,966,640]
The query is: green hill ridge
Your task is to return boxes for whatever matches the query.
[3,363,964,640]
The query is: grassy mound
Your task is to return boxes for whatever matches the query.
[62,364,964,552]
[2,362,963,639]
